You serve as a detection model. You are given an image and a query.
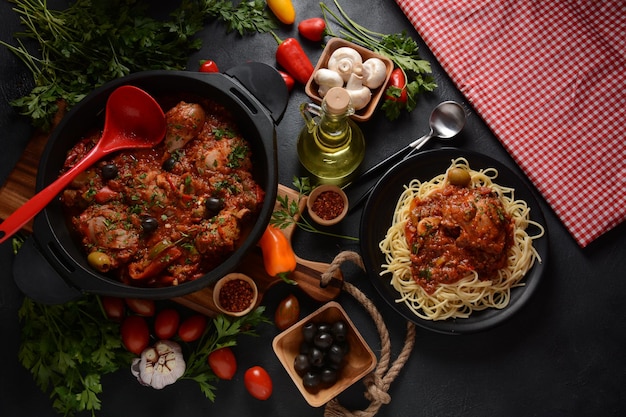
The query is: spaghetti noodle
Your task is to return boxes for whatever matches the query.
[379,158,544,320]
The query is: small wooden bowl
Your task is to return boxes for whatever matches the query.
[306,184,349,226]
[305,37,394,122]
[272,301,377,407]
[212,273,258,317]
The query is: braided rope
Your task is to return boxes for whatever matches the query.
[320,251,416,417]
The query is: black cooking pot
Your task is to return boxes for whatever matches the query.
[13,63,288,303]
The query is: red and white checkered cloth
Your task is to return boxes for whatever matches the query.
[396,0,626,247]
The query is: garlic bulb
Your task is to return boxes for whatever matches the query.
[131,340,186,390]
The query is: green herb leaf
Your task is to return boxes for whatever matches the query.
[1,0,276,130]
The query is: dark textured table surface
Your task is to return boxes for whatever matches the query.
[2,1,625,416]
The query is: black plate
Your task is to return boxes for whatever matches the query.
[359,148,549,334]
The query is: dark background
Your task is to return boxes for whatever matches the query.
[2,1,625,416]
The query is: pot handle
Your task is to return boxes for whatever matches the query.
[13,237,82,304]
[224,62,289,124]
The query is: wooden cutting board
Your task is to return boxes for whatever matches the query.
[0,133,342,315]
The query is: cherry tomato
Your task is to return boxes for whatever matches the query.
[199,60,219,73]
[101,296,125,321]
[274,294,300,330]
[121,315,150,355]
[278,70,295,92]
[154,308,180,340]
[208,347,237,380]
[125,298,156,317]
[385,68,407,104]
[244,366,273,400]
[178,314,207,342]
[297,18,326,42]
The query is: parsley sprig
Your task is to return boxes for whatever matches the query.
[320,0,437,120]
[271,177,358,241]
[1,0,275,130]
[18,295,135,416]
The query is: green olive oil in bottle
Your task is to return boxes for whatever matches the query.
[297,87,365,186]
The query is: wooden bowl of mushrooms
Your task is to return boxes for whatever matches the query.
[305,37,394,122]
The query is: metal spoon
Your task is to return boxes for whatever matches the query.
[347,101,466,211]
[0,85,166,244]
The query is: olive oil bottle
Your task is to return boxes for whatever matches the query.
[297,87,365,186]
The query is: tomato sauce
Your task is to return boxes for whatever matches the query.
[404,185,514,294]
[60,97,264,287]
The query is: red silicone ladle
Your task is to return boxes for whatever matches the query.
[0,85,166,244]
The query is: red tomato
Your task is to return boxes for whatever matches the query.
[101,296,125,321]
[178,314,207,342]
[121,315,150,355]
[274,294,300,330]
[154,308,180,340]
[278,70,295,92]
[297,18,326,42]
[125,298,156,317]
[199,60,219,73]
[208,347,237,380]
[244,366,273,400]
[385,68,407,103]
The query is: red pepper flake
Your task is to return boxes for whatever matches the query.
[312,191,345,220]
[218,279,254,312]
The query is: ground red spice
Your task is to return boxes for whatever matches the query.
[312,191,345,220]
[218,278,254,312]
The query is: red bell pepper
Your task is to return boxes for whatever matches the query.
[278,70,295,92]
[271,32,314,85]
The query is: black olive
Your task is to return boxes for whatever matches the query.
[162,157,177,171]
[141,216,158,233]
[308,347,325,368]
[317,322,331,334]
[294,354,310,376]
[101,163,118,180]
[320,367,338,385]
[314,331,333,350]
[327,344,345,365]
[331,320,348,343]
[302,370,322,391]
[205,197,224,217]
[299,341,311,355]
[302,322,317,344]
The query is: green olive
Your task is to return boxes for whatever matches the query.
[447,167,471,187]
[87,251,113,273]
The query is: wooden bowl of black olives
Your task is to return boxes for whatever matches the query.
[272,301,377,407]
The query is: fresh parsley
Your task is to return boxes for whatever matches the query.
[18,295,134,416]
[1,0,276,130]
[320,0,437,120]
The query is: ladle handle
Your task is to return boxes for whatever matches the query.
[0,147,103,244]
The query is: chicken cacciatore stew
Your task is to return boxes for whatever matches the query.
[59,96,265,288]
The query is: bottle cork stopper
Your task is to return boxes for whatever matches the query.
[324,87,351,114]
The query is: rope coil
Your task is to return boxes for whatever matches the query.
[320,251,416,417]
